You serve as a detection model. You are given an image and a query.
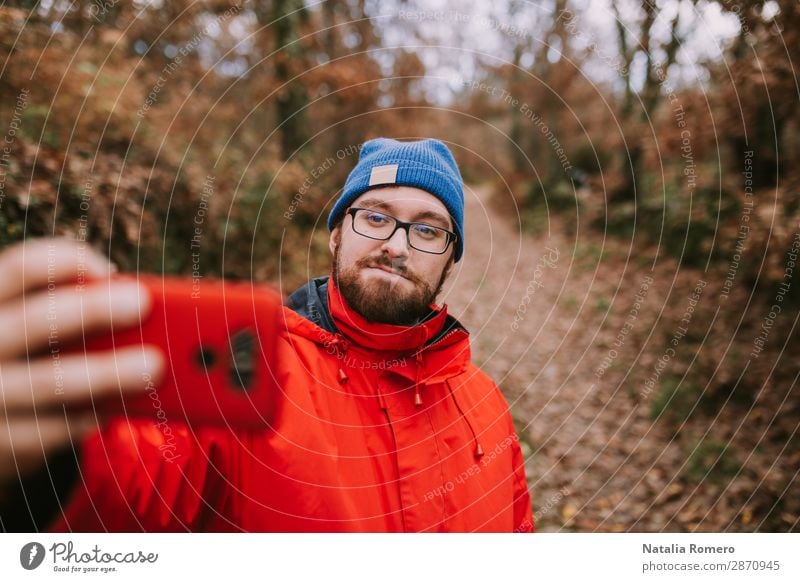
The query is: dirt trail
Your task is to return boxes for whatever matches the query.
[441,184,688,532]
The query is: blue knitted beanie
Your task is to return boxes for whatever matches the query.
[327,137,465,262]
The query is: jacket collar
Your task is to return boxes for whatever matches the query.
[286,275,469,356]
[326,275,454,353]
[286,276,472,391]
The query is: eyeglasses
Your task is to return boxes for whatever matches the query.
[346,207,457,255]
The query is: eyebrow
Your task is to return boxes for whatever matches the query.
[357,198,452,229]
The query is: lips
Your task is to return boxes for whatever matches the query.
[365,262,410,281]
[373,264,405,277]
[355,254,421,285]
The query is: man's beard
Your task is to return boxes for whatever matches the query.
[332,242,450,326]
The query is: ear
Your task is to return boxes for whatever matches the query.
[329,226,340,257]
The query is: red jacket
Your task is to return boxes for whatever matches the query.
[51,277,533,532]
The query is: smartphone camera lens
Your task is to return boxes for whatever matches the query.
[195,346,217,369]
[230,329,255,391]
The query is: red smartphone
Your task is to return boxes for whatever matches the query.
[81,274,283,429]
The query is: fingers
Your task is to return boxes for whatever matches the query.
[0,414,98,483]
[0,280,151,361]
[0,345,165,413]
[0,238,159,488]
[0,237,115,304]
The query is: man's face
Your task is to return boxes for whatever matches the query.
[329,186,455,326]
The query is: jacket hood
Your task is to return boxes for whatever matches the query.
[285,276,337,334]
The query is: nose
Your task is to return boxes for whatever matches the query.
[380,226,410,258]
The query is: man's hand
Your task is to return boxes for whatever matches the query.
[0,238,164,487]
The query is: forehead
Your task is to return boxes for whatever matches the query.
[351,186,449,220]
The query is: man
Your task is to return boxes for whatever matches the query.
[0,138,533,532]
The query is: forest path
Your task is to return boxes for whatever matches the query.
[442,184,700,532]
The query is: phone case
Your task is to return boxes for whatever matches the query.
[82,274,283,429]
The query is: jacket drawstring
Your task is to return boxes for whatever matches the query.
[414,351,424,406]
[447,381,484,460]
[330,335,350,384]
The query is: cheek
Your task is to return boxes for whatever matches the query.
[418,257,450,283]
[337,234,374,267]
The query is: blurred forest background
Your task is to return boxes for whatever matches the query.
[0,0,797,531]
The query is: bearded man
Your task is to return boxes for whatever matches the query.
[0,138,533,532]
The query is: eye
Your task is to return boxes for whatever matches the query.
[412,223,441,240]
[365,211,390,225]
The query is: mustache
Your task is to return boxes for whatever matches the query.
[356,254,425,285]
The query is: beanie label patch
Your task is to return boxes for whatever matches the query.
[368,164,399,186]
